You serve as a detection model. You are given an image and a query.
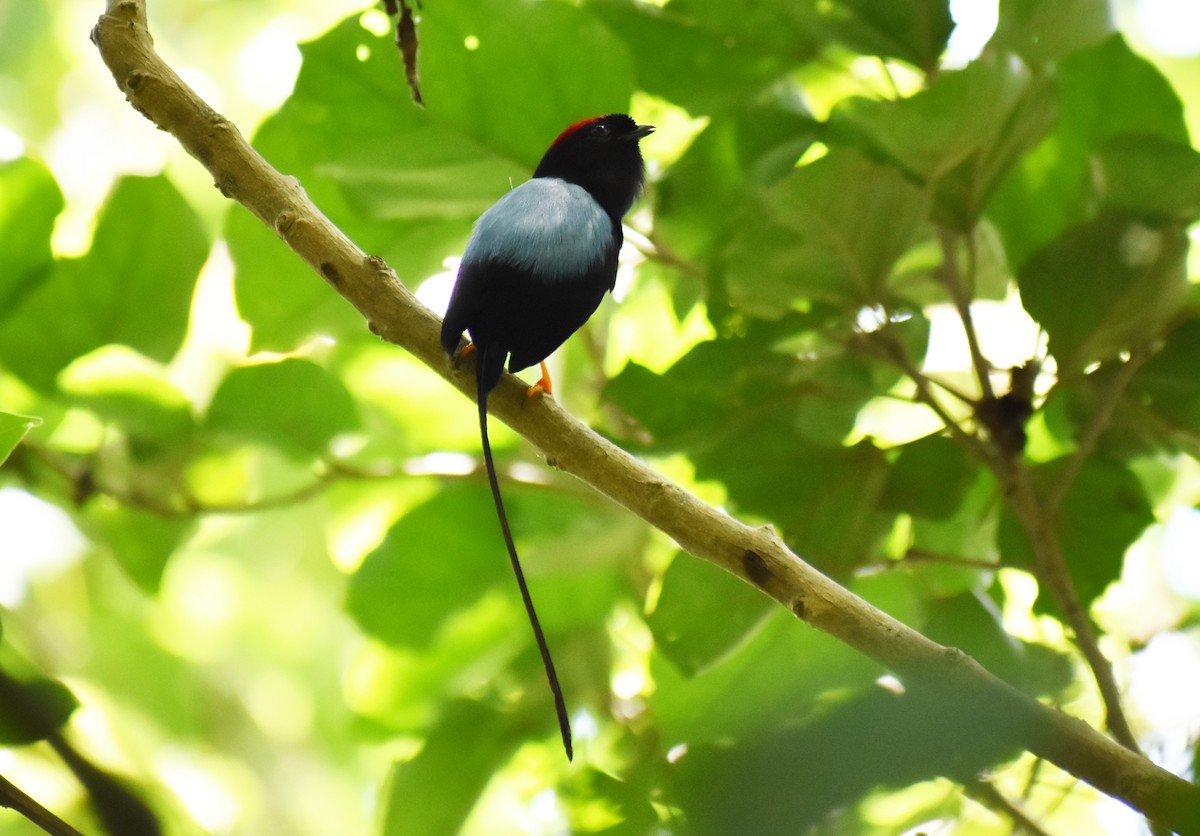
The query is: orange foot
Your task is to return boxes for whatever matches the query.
[526,361,553,399]
[451,340,475,369]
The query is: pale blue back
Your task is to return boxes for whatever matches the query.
[463,177,615,280]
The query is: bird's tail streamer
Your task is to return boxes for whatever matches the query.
[475,347,573,760]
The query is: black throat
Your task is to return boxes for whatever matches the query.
[533,131,646,220]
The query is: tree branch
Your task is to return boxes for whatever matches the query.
[90,2,1200,831]
[0,772,84,836]
[890,237,1142,753]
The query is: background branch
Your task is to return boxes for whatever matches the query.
[90,1,1200,831]
[922,227,1141,752]
[0,773,84,836]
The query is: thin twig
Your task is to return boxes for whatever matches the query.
[965,777,1052,836]
[937,226,994,401]
[902,548,1001,571]
[628,227,707,280]
[865,328,999,470]
[1008,467,1142,753]
[21,441,402,518]
[905,228,1142,751]
[0,773,84,836]
[1048,350,1148,513]
[868,285,1142,752]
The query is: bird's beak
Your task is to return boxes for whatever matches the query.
[626,123,655,140]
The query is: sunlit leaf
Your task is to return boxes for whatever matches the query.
[832,57,1057,226]
[881,435,980,521]
[671,685,1024,835]
[1018,214,1187,371]
[824,0,954,70]
[999,457,1154,616]
[649,553,774,676]
[0,175,207,391]
[82,501,193,594]
[988,35,1188,270]
[0,411,41,465]
[204,358,359,457]
[419,0,635,163]
[584,0,815,115]
[991,0,1114,65]
[377,700,526,836]
[652,611,880,745]
[58,345,194,450]
[0,156,62,311]
[1094,134,1200,224]
[726,150,931,313]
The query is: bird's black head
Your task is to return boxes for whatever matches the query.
[533,114,654,220]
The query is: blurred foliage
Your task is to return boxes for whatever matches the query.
[2,0,1200,834]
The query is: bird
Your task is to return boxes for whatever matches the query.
[440,114,653,761]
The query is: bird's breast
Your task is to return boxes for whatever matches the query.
[463,177,616,283]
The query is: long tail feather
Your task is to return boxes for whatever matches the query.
[476,353,573,760]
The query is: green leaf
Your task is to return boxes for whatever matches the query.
[652,610,880,745]
[606,326,801,451]
[420,0,635,164]
[881,435,980,520]
[83,502,193,594]
[1055,36,1189,148]
[905,472,1001,595]
[0,411,41,465]
[1094,134,1200,224]
[924,586,1073,696]
[0,157,62,311]
[1018,214,1187,372]
[348,478,631,649]
[653,104,819,268]
[607,308,905,451]
[57,345,194,449]
[988,35,1188,270]
[0,175,207,390]
[696,433,891,573]
[378,700,526,836]
[347,482,508,647]
[726,150,931,313]
[670,685,1023,835]
[0,671,78,745]
[500,492,643,636]
[999,458,1154,616]
[648,553,774,676]
[832,57,1057,226]
[1134,318,1200,431]
[560,767,659,833]
[584,0,815,115]
[921,590,1023,683]
[824,0,954,70]
[991,0,1114,66]
[230,18,493,349]
[608,316,901,571]
[230,21,518,350]
[204,358,359,457]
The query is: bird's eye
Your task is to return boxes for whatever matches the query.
[590,123,611,140]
